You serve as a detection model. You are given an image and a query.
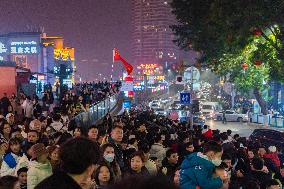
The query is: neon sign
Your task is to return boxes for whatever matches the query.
[138,64,158,69]
[0,42,7,54]
[10,40,38,54]
[54,48,71,61]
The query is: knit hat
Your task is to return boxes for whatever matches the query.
[268,146,277,153]
[31,143,48,160]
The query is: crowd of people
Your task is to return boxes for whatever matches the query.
[0,86,283,189]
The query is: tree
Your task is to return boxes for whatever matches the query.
[171,0,284,114]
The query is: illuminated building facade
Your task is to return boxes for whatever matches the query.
[0,32,42,72]
[0,32,76,92]
[131,0,179,67]
[41,34,76,88]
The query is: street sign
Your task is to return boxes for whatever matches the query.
[123,101,131,109]
[180,92,191,104]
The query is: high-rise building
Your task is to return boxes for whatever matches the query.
[131,0,179,67]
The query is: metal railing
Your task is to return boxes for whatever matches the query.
[74,95,117,128]
[251,113,284,128]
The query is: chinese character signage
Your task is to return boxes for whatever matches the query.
[0,41,7,61]
[10,40,38,54]
[137,63,163,75]
[54,48,71,61]
[0,42,7,54]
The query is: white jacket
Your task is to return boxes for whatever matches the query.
[27,161,52,189]
[16,154,30,173]
[0,153,20,177]
[149,143,167,167]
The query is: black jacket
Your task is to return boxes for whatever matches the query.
[159,158,178,180]
[35,171,81,189]
[249,170,272,189]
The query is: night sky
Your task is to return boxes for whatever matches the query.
[0,0,131,81]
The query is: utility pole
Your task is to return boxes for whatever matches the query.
[189,66,194,128]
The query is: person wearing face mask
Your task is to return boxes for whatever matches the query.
[97,144,121,181]
[180,141,227,189]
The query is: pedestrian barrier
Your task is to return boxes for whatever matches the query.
[74,95,117,128]
[251,113,284,128]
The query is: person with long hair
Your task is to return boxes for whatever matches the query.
[94,164,114,189]
[0,121,12,144]
[97,143,121,180]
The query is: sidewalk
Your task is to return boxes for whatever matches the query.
[247,122,284,132]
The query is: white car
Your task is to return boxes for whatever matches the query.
[214,110,248,122]
[149,100,160,107]
[150,103,160,110]
[155,108,167,115]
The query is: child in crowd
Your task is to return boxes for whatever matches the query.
[180,141,227,189]
[0,138,22,177]
[27,143,52,189]
[47,145,60,172]
[17,167,28,189]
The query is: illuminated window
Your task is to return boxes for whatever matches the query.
[13,55,27,68]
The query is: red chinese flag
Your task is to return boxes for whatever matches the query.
[120,57,134,75]
[113,48,121,61]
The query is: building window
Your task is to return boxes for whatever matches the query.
[13,55,27,68]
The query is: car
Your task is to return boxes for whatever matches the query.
[150,103,160,110]
[193,112,206,126]
[249,129,284,152]
[214,110,248,122]
[155,108,167,115]
[149,100,160,107]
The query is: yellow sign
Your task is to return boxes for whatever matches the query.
[54,48,74,61]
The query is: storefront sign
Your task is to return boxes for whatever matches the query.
[10,40,38,54]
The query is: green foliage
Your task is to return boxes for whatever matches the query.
[170,0,284,112]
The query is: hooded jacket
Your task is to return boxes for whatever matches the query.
[27,161,52,189]
[0,152,20,176]
[180,152,223,189]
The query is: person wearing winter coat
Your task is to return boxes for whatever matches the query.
[140,144,157,176]
[123,151,150,178]
[180,141,226,189]
[149,135,167,168]
[0,138,22,177]
[263,146,280,168]
[46,113,66,136]
[248,157,272,189]
[97,144,122,181]
[27,143,52,189]
[159,149,179,180]
[35,137,100,189]
[22,97,33,119]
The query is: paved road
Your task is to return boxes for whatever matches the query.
[206,120,284,137]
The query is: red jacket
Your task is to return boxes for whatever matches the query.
[264,153,280,167]
[203,129,213,139]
